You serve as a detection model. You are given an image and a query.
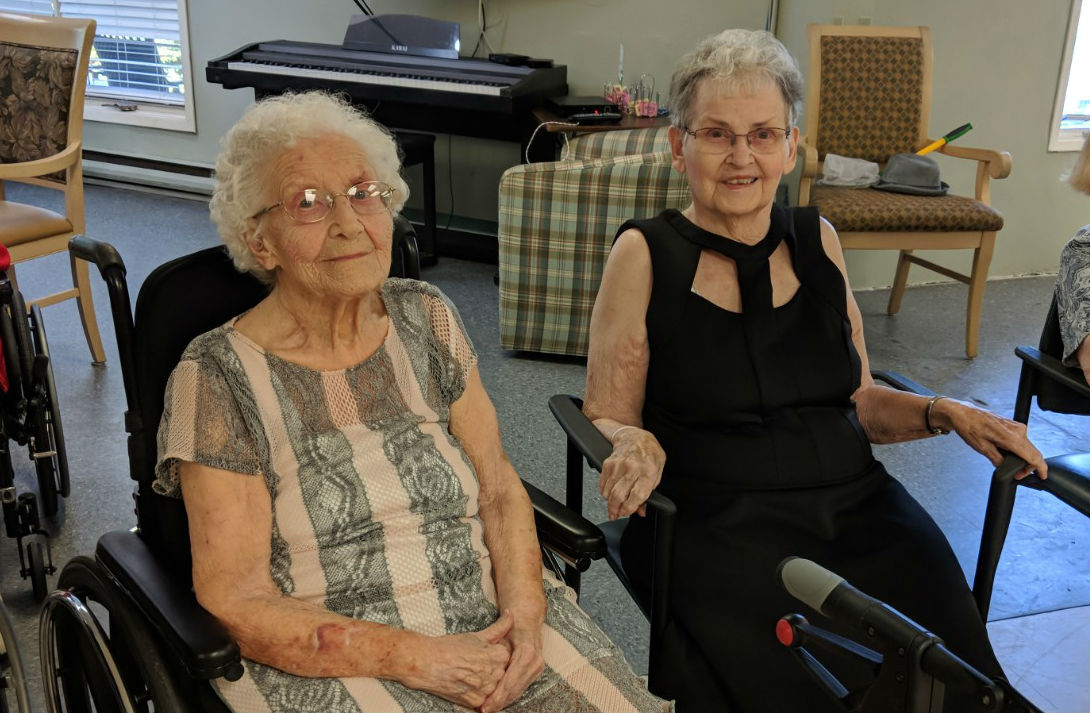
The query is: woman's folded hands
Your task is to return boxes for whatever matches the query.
[479,607,545,713]
[396,610,514,710]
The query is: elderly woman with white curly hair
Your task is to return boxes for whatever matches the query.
[153,91,669,713]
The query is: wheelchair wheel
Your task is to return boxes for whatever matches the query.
[26,541,47,603]
[29,306,69,502]
[45,556,189,713]
[5,291,32,403]
[0,596,31,713]
[0,301,24,404]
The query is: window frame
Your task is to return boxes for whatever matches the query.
[0,0,196,132]
[1050,0,1088,151]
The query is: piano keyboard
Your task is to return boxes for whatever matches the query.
[226,60,505,97]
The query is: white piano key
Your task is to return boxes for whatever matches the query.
[226,61,503,97]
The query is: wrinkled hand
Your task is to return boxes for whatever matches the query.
[599,427,666,520]
[479,609,544,713]
[941,398,1048,479]
[400,611,514,709]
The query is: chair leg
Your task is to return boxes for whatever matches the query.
[70,253,106,364]
[964,232,997,359]
[887,250,913,315]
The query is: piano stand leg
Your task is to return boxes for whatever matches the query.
[394,130,439,267]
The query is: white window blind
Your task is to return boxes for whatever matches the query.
[0,0,185,106]
[1,0,56,12]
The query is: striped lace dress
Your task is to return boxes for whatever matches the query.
[155,279,668,713]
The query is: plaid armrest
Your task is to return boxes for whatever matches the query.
[566,126,673,162]
[498,150,690,356]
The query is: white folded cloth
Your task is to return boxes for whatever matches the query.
[816,153,880,188]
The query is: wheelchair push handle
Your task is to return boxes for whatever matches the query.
[69,235,127,279]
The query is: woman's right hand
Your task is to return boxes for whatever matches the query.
[599,427,666,520]
[398,611,514,709]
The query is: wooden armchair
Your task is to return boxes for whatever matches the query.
[0,12,103,363]
[798,24,1012,358]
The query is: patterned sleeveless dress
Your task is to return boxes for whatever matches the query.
[616,207,1002,712]
[155,279,668,713]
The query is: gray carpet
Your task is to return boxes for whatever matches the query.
[2,181,1087,709]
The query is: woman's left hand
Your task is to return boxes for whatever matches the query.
[936,398,1048,479]
[478,609,544,713]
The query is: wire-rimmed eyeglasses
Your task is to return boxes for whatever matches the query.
[251,180,396,224]
[684,126,789,154]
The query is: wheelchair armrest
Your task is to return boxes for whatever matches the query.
[992,453,1090,517]
[69,235,127,280]
[95,530,243,682]
[1015,345,1090,399]
[548,394,611,470]
[522,480,606,571]
[871,370,935,396]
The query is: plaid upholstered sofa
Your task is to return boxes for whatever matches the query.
[498,127,691,356]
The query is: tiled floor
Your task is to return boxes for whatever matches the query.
[988,606,1090,713]
[1,181,1087,711]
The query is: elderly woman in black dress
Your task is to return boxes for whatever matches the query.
[583,29,1046,712]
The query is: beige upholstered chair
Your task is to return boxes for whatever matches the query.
[498,127,690,356]
[0,12,103,363]
[798,24,1012,358]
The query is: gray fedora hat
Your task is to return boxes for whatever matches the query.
[873,153,949,196]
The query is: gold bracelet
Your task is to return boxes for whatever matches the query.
[925,395,949,435]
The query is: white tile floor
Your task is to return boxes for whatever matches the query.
[988,605,1090,713]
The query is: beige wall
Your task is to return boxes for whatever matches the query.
[82,0,765,229]
[83,0,1087,288]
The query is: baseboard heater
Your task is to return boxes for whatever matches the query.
[82,150,215,196]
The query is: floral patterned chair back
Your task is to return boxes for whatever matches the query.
[0,12,104,363]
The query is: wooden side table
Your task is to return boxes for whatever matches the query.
[531,107,671,135]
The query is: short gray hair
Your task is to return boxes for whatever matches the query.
[670,29,804,131]
[210,91,410,282]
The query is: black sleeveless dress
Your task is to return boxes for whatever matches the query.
[617,206,1002,712]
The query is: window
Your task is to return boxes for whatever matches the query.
[1051,0,1090,150]
[0,0,194,131]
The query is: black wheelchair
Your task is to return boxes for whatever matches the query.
[551,341,1089,713]
[38,218,606,712]
[0,244,67,602]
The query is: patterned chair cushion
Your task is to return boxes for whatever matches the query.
[498,149,690,355]
[818,36,924,163]
[0,40,77,183]
[567,126,672,162]
[810,185,1004,233]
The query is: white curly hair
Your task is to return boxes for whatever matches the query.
[669,28,804,131]
[210,91,410,283]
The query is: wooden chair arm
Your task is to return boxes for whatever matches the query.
[799,137,820,177]
[929,142,1012,203]
[936,143,1012,179]
[0,141,81,179]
